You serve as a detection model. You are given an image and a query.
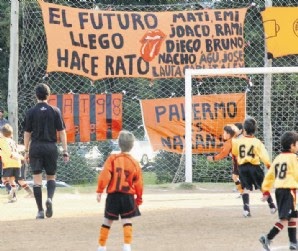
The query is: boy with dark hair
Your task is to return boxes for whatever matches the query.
[259,131,298,251]
[232,117,276,217]
[207,125,236,162]
[24,83,69,219]
[96,130,143,251]
[207,124,244,196]
[234,122,243,136]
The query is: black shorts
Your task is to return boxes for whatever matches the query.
[2,167,21,179]
[232,158,239,175]
[29,142,58,175]
[276,188,297,220]
[239,163,264,191]
[104,192,141,221]
[0,159,2,178]
[232,164,239,176]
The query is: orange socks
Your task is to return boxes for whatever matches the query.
[123,223,132,244]
[98,224,110,246]
[98,223,133,246]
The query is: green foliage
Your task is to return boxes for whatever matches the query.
[153,151,181,183]
[0,2,10,107]
[56,150,98,185]
[193,155,231,183]
[178,182,196,190]
[143,172,157,185]
[153,151,232,184]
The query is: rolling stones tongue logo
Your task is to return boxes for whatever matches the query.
[294,19,298,37]
[140,29,166,62]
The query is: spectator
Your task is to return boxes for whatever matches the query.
[0,108,8,129]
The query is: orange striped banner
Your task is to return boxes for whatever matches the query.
[48,93,123,142]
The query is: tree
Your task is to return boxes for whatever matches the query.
[0,2,10,110]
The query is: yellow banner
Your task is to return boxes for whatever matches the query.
[261,7,298,58]
[38,0,247,80]
[140,93,246,154]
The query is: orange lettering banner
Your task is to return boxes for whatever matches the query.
[48,93,122,142]
[38,0,247,80]
[140,93,246,154]
[261,7,298,58]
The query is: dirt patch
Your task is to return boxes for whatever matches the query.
[0,184,289,251]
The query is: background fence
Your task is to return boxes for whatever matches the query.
[11,0,298,184]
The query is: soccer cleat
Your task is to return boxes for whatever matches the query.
[97,246,106,251]
[259,235,271,251]
[270,207,277,214]
[243,210,251,217]
[290,242,298,250]
[236,193,242,199]
[269,203,277,214]
[8,189,13,200]
[24,192,34,198]
[123,244,131,251]
[8,188,17,202]
[45,198,53,218]
[8,197,17,203]
[36,210,45,219]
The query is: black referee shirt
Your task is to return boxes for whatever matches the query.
[24,102,65,143]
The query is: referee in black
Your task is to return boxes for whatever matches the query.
[24,83,69,219]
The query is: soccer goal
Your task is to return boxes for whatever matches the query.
[184,66,298,183]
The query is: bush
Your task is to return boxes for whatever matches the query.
[153,151,181,183]
[193,155,231,183]
[153,151,232,184]
[56,152,98,185]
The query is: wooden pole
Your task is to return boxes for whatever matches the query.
[263,0,273,160]
[8,0,19,142]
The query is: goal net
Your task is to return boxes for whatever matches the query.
[184,66,298,182]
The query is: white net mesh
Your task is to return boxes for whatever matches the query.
[15,0,298,184]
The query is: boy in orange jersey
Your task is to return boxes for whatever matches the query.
[259,131,298,251]
[207,124,244,196]
[96,130,143,251]
[232,117,276,217]
[0,124,25,202]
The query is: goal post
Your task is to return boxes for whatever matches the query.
[184,66,298,183]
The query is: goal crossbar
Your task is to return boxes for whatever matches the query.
[184,66,298,183]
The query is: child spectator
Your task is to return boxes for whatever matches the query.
[232,117,276,217]
[0,107,9,186]
[0,124,23,202]
[259,131,298,251]
[96,130,143,251]
[0,108,8,129]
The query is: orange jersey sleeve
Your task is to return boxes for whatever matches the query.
[213,139,232,161]
[96,153,143,199]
